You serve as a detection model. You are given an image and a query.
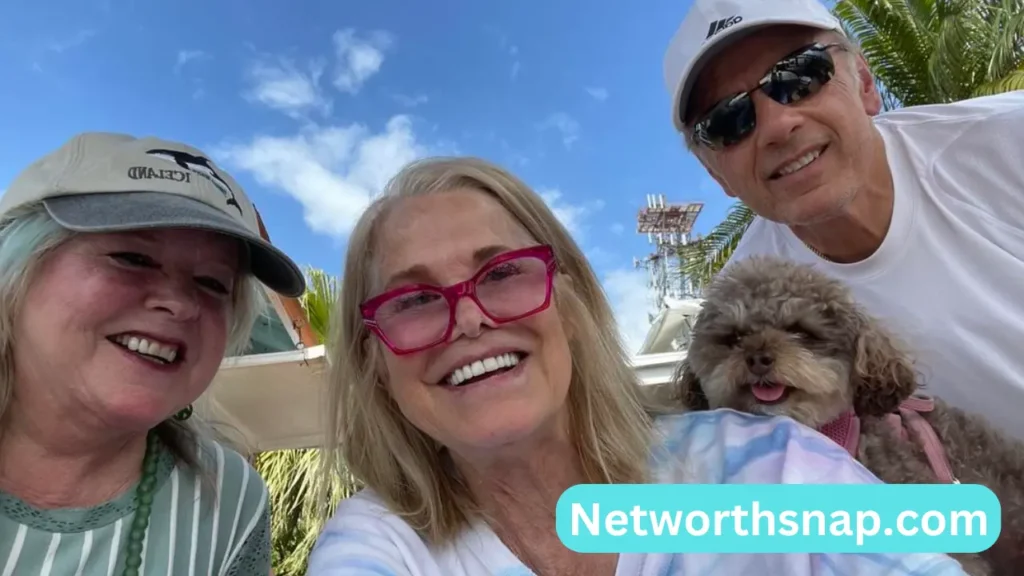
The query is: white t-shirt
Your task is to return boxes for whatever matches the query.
[306,410,966,575]
[730,91,1024,441]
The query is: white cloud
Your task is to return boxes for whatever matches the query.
[392,93,428,107]
[538,188,603,242]
[215,115,428,240]
[537,113,580,150]
[602,268,655,355]
[585,87,609,101]
[242,27,393,117]
[175,50,206,73]
[49,30,95,53]
[244,56,330,118]
[332,29,393,94]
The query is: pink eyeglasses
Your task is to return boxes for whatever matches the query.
[360,244,558,355]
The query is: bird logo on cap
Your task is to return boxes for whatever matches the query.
[146,149,243,216]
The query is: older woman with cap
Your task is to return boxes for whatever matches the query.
[0,132,305,575]
[305,156,967,575]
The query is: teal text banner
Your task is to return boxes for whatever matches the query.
[555,484,1000,554]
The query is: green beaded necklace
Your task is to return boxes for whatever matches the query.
[122,430,160,576]
[122,405,190,576]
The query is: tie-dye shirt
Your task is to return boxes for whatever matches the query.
[306,409,968,575]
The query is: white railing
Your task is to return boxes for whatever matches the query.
[630,350,687,385]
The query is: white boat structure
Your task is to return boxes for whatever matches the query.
[637,296,703,355]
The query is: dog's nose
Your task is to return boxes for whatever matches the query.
[746,351,774,375]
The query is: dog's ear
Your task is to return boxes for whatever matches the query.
[851,319,918,417]
[674,360,710,411]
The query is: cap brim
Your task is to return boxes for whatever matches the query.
[44,191,307,298]
[672,18,843,132]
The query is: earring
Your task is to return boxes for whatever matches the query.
[174,404,193,422]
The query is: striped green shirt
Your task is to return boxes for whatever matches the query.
[0,438,270,575]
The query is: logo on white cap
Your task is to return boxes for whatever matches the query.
[705,14,743,41]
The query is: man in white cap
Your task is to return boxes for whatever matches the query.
[663,0,1024,440]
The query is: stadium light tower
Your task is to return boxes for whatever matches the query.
[633,194,703,322]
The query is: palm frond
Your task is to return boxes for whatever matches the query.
[984,8,1024,80]
[298,267,339,344]
[256,446,361,575]
[834,0,1023,104]
[972,68,1024,94]
[676,202,753,292]
[834,0,937,106]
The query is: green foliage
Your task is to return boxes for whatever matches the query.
[253,266,360,576]
[677,202,753,293]
[299,266,339,344]
[679,0,1024,290]
[834,0,1024,105]
[257,448,359,575]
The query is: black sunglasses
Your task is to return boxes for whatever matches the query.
[691,42,846,150]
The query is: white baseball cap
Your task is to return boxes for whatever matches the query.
[663,0,844,133]
[0,132,306,298]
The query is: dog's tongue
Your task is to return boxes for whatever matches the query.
[751,382,786,403]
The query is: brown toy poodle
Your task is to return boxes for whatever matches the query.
[672,255,1023,575]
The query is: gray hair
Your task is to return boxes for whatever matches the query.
[0,202,266,469]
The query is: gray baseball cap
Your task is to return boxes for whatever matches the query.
[0,132,306,298]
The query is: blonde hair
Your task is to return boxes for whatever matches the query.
[0,203,266,468]
[320,156,661,544]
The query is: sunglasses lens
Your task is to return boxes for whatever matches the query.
[763,50,834,104]
[698,95,756,149]
[693,44,837,150]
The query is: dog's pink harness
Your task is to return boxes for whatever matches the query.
[817,395,959,484]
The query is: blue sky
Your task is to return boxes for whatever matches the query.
[0,0,734,353]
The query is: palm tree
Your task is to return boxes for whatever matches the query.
[678,0,1024,289]
[836,0,1024,104]
[253,266,360,576]
[256,446,359,575]
[677,202,755,293]
[296,268,339,344]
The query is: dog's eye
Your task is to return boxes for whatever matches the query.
[785,323,818,340]
[719,332,741,347]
